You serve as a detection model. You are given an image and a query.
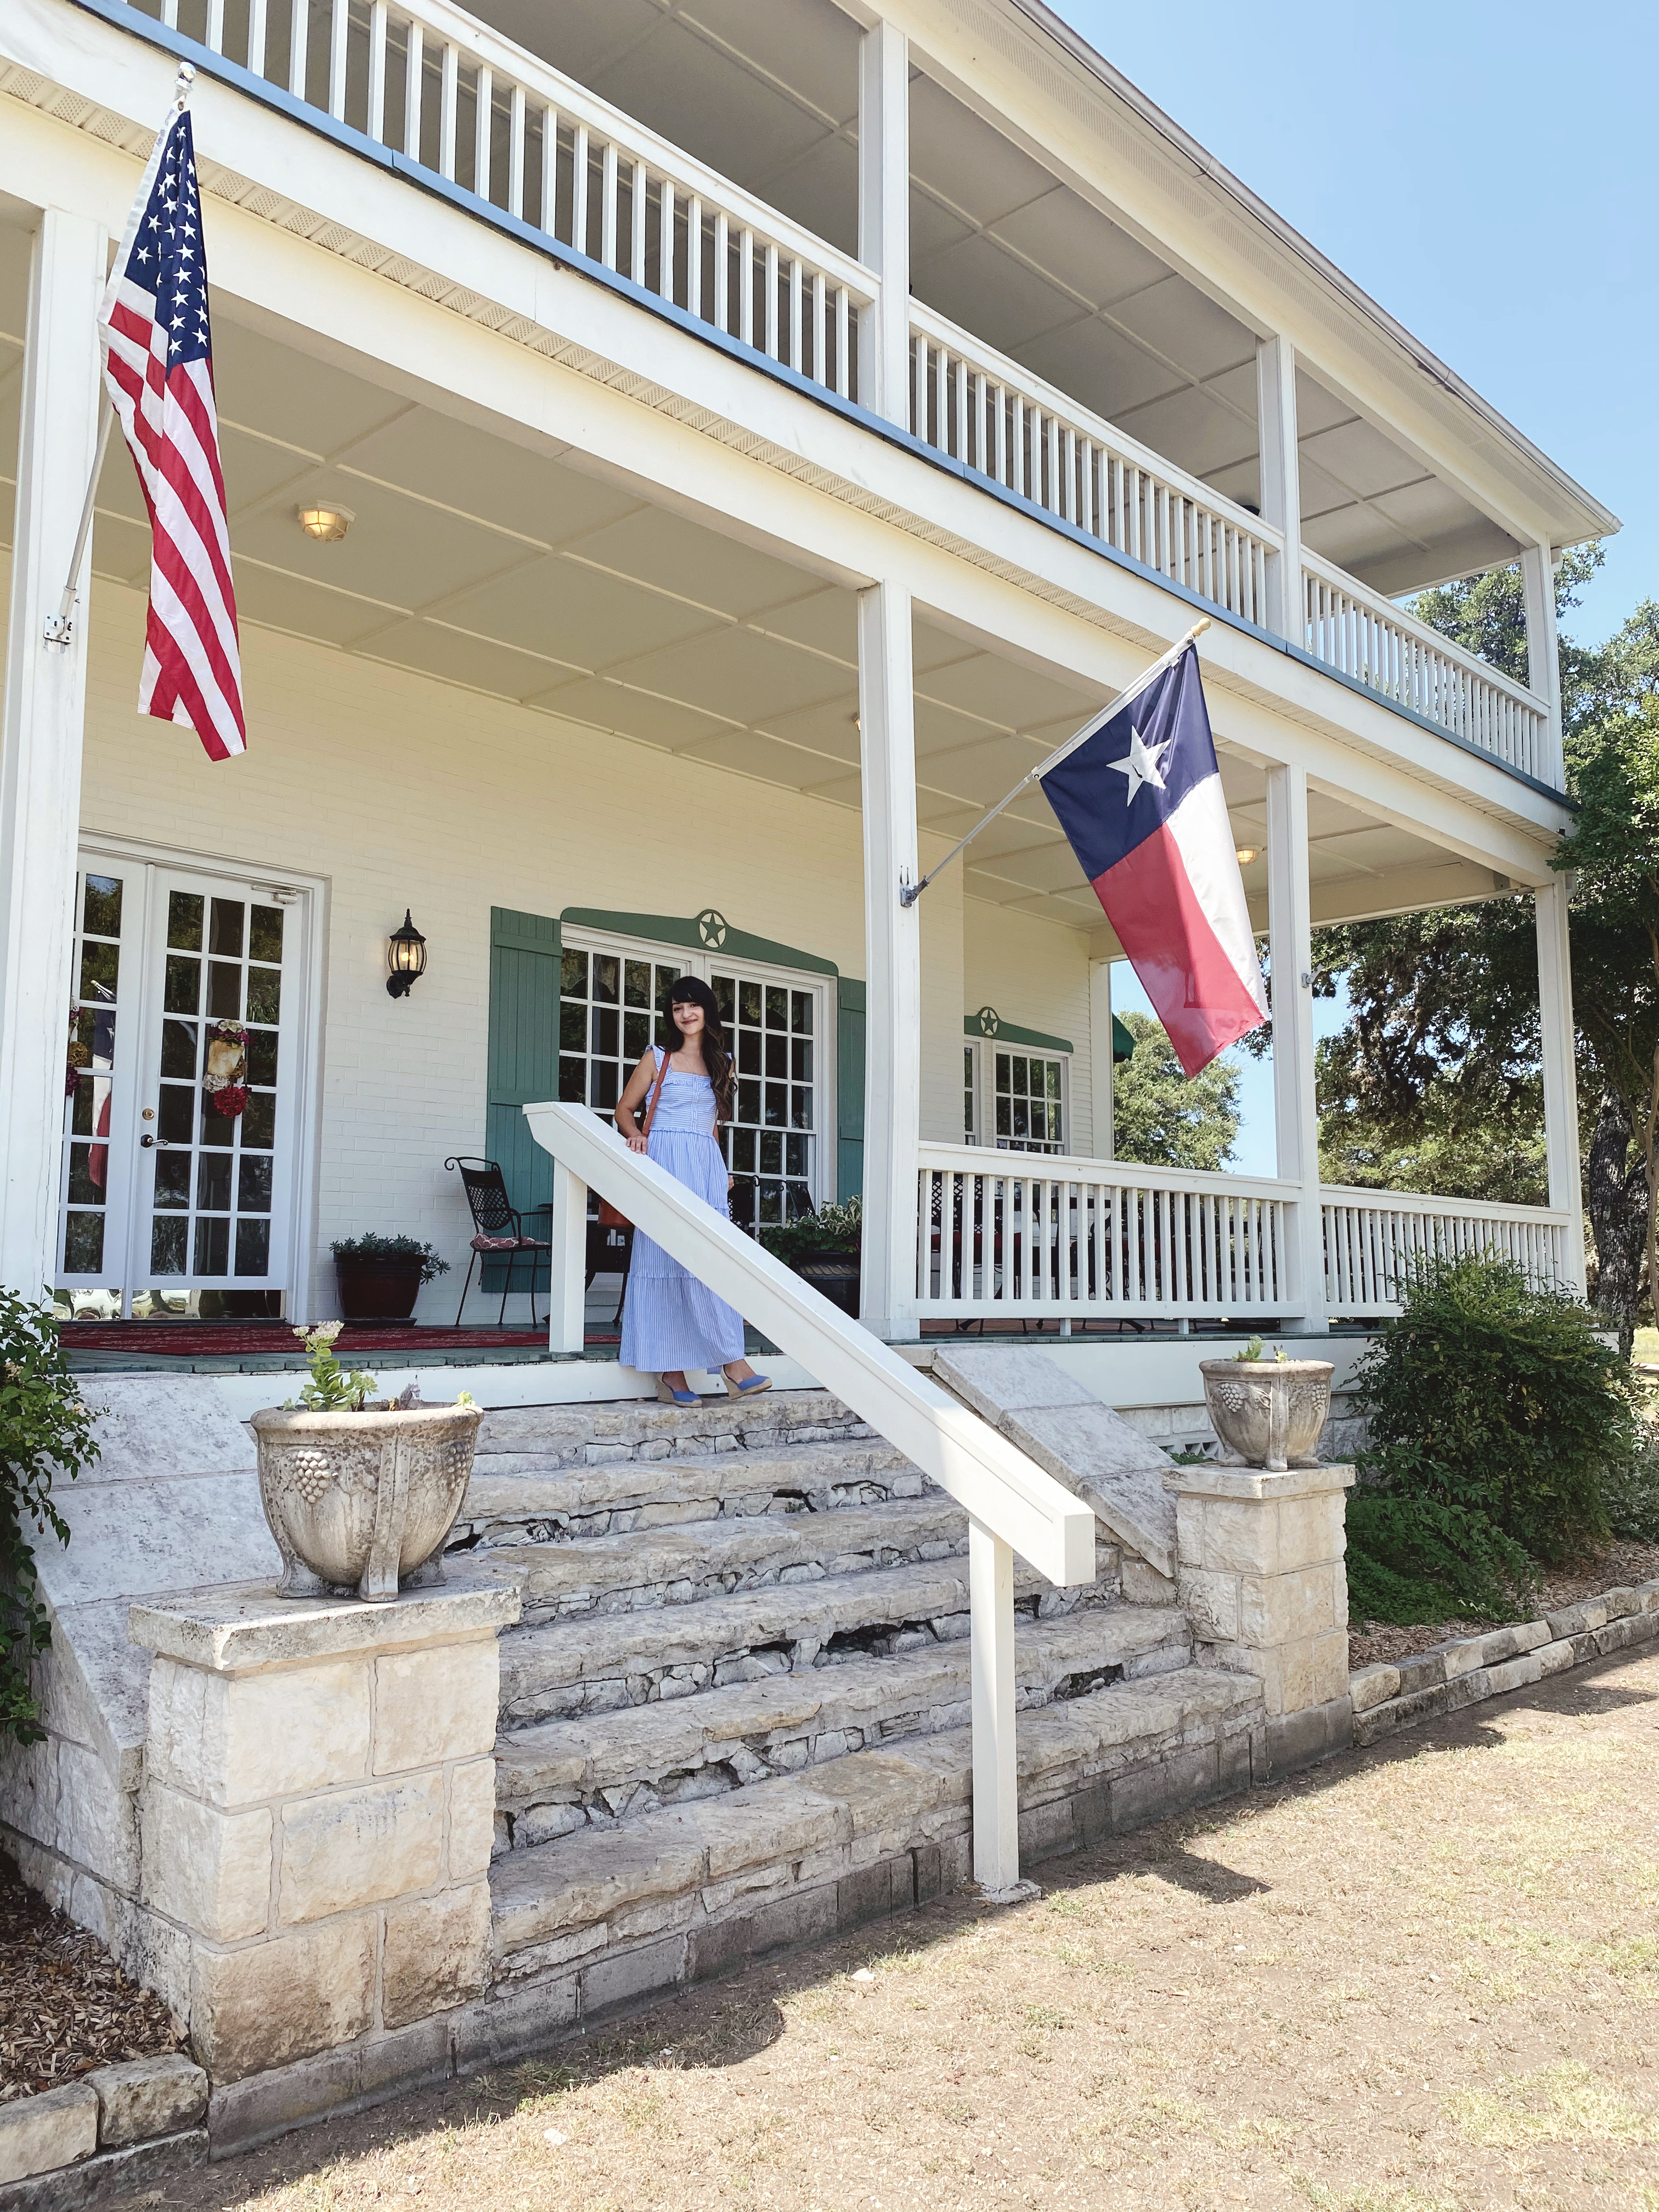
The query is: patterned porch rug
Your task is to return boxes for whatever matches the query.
[56,1322,565,1356]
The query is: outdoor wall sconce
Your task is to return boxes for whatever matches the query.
[386,910,428,998]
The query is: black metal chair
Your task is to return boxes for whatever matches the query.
[444,1156,551,1327]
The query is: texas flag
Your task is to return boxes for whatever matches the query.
[1041,643,1267,1076]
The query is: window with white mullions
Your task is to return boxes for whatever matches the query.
[558,946,680,1122]
[995,1048,1066,1154]
[714,972,816,1233]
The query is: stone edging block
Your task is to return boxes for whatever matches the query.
[1351,1579,1659,1745]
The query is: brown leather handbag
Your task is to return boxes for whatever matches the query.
[599,1045,673,1229]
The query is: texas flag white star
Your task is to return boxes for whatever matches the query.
[1107,721,1171,806]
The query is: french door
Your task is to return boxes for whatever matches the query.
[55,851,311,1316]
[556,928,832,1233]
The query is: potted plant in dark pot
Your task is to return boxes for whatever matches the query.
[331,1233,450,1322]
[760,1198,862,1318]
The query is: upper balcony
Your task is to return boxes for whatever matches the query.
[98,0,1613,797]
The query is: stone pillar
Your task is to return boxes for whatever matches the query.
[129,1580,518,2125]
[1165,1459,1353,1771]
[0,208,106,1297]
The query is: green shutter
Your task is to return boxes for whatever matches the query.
[837,978,865,1203]
[484,907,561,1288]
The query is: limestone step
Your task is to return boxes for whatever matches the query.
[489,1664,1263,1963]
[457,1439,922,1545]
[474,1389,872,1469]
[492,1494,974,1622]
[494,1606,1194,1844]
[495,1550,1121,1726]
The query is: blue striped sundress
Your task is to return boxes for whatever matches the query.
[619,1047,746,1375]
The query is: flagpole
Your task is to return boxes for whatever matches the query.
[41,61,196,653]
[898,615,1211,908]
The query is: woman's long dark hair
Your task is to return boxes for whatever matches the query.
[666,976,735,1120]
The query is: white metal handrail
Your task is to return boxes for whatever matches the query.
[140,0,873,401]
[523,1101,1097,1891]
[916,1143,1303,1323]
[1322,1184,1571,1315]
[1301,551,1551,783]
[907,303,1280,630]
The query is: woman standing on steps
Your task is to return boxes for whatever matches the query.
[614,975,772,1407]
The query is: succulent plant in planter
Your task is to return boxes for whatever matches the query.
[330,1233,450,1322]
[760,1198,862,1317]
[1199,1335,1333,1472]
[251,1324,481,1603]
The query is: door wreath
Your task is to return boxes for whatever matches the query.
[204,1019,249,1118]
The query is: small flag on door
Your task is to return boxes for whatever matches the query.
[98,107,246,761]
[1041,643,1266,1076]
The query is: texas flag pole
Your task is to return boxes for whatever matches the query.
[902,618,1267,1077]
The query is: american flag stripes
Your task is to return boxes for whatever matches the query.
[98,108,246,761]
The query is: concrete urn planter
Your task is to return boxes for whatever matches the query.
[1198,1358,1334,1473]
[250,1402,483,1601]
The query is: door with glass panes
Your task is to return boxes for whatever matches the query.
[55,854,308,1314]
[557,930,830,1232]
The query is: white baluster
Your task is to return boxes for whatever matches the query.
[687,196,703,318]
[714,212,730,332]
[161,0,178,28]
[764,244,781,363]
[289,0,308,99]
[473,66,492,200]
[247,0,267,77]
[366,1,387,143]
[438,42,458,180]
[600,143,618,269]
[538,104,556,234]
[329,0,349,122]
[912,331,926,438]
[835,286,850,398]
[571,123,589,255]
[740,228,754,347]
[631,161,647,285]
[788,255,802,371]
[994,383,1007,487]
[206,0,225,55]
[403,19,422,161]
[506,85,525,219]
[812,270,826,386]
[955,353,968,460]
[659,178,675,303]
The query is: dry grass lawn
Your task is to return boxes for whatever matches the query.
[134,1648,1659,2212]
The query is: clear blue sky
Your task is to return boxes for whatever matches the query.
[1074,1,1646,1173]
[1047,0,1651,649]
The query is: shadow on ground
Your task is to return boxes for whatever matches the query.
[121,1645,1655,2210]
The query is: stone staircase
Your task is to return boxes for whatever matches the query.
[452,1387,1266,2014]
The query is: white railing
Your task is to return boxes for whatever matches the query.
[907,304,1278,630]
[916,1144,1303,1324]
[143,0,873,401]
[1323,1186,1571,1316]
[523,1101,1096,1892]
[1302,552,1551,784]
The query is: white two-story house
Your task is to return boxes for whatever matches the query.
[0,0,1612,1348]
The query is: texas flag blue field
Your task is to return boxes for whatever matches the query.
[1041,643,1268,1077]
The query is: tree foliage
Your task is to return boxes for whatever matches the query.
[1308,550,1659,1347]
[1111,1011,1240,1171]
[1,1290,98,1747]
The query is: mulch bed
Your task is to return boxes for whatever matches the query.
[1348,1536,1659,1668]
[0,1854,183,2102]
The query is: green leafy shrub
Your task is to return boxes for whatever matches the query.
[760,1197,862,1266]
[330,1234,449,1284]
[1,1290,99,1746]
[1599,1391,1659,1543]
[1345,1255,1637,1623]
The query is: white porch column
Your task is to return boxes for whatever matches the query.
[1521,543,1564,787]
[1256,336,1302,644]
[1088,957,1114,1159]
[1266,763,1328,1330]
[857,579,921,1339]
[1534,878,1587,1297]
[0,210,105,1299]
[968,1517,1020,1892]
[857,18,910,427]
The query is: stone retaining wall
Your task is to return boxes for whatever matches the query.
[1351,1581,1659,1744]
[0,2053,206,2210]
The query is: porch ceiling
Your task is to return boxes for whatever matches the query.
[467,0,1527,597]
[0,234,1491,938]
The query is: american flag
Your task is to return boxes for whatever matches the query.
[98,108,245,761]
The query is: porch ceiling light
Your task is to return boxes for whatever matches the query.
[386,909,428,999]
[1234,845,1259,865]
[297,504,355,543]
